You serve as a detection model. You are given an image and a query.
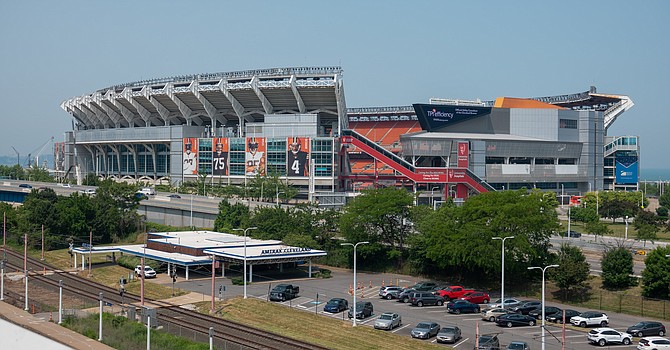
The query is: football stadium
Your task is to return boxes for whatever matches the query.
[58,66,638,205]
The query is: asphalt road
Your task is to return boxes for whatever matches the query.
[170,266,662,350]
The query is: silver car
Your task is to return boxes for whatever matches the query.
[436,326,462,344]
[374,312,401,330]
[489,298,522,309]
[411,322,440,339]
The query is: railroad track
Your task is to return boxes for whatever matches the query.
[2,248,328,350]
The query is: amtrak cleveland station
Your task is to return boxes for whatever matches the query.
[72,231,327,281]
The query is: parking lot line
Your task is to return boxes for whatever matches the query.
[392,324,410,333]
[453,337,469,348]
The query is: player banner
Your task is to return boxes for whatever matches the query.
[182,138,198,175]
[287,137,310,177]
[212,138,229,176]
[245,137,266,176]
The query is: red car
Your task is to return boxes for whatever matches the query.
[460,291,490,304]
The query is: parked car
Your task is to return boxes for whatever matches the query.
[571,311,609,328]
[18,184,32,189]
[627,321,666,337]
[411,322,440,339]
[269,284,300,301]
[348,301,373,319]
[528,306,562,319]
[506,341,530,350]
[410,281,439,291]
[481,308,513,322]
[489,298,523,309]
[436,326,461,344]
[167,194,181,199]
[397,288,417,303]
[588,328,632,346]
[409,292,445,307]
[545,309,580,324]
[461,291,490,304]
[476,334,501,350]
[638,337,670,350]
[134,265,156,278]
[323,298,348,313]
[511,301,542,315]
[378,285,403,300]
[374,312,401,330]
[495,313,537,328]
[447,299,480,314]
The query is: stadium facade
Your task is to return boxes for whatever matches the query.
[58,66,638,204]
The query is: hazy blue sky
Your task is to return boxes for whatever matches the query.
[1,1,668,170]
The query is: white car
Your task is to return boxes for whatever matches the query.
[79,188,96,195]
[59,183,71,188]
[588,328,632,346]
[638,337,670,350]
[134,265,156,278]
[571,311,609,328]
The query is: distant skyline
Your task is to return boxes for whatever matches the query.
[1,1,668,170]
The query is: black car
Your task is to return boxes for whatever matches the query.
[167,194,181,199]
[496,313,537,328]
[348,301,373,319]
[528,306,562,319]
[511,301,542,315]
[18,183,32,189]
[626,321,666,337]
[410,281,439,291]
[567,230,582,238]
[409,292,445,307]
[545,309,580,324]
[323,298,348,313]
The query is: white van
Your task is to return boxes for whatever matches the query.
[139,187,155,196]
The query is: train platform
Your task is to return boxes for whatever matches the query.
[0,301,115,350]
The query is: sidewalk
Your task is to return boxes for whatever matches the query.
[0,301,115,350]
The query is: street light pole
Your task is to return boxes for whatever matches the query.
[567,205,571,238]
[431,187,439,210]
[492,236,514,309]
[625,216,629,240]
[276,191,285,206]
[528,264,559,350]
[233,227,257,299]
[340,241,369,327]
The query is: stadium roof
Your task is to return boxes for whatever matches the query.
[61,66,347,133]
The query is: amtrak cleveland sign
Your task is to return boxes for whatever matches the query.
[260,247,312,255]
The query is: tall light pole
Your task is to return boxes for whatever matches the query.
[276,191,285,206]
[528,264,559,350]
[625,215,629,240]
[431,187,439,210]
[233,227,257,299]
[190,193,193,229]
[492,236,514,309]
[341,241,369,327]
[566,205,571,238]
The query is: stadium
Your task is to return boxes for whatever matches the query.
[58,66,638,205]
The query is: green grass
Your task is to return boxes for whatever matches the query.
[195,297,443,350]
[63,313,209,350]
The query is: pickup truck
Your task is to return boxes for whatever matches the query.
[436,286,474,300]
[269,284,300,301]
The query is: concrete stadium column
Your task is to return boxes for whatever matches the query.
[185,266,189,280]
[248,264,253,282]
[74,253,77,269]
[167,262,170,275]
[221,263,225,277]
[309,261,312,278]
[81,254,85,271]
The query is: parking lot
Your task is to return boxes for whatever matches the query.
[173,266,655,349]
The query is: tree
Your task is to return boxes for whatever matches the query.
[415,189,559,279]
[600,246,635,289]
[640,247,670,298]
[213,200,250,232]
[570,206,598,224]
[584,221,612,241]
[659,192,670,209]
[634,210,664,246]
[339,187,414,255]
[551,243,590,298]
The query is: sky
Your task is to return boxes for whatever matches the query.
[0,1,668,171]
